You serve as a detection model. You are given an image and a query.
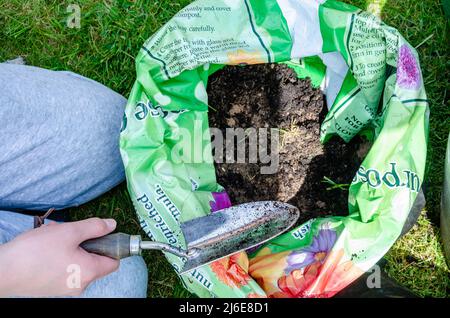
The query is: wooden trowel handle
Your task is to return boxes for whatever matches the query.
[80,233,139,260]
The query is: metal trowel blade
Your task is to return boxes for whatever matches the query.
[179,201,300,274]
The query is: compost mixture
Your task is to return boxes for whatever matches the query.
[207,63,367,223]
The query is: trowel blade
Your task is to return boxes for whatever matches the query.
[179,201,300,274]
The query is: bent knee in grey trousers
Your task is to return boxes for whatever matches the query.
[0,64,148,297]
[0,64,126,211]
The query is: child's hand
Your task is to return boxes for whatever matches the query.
[0,217,119,297]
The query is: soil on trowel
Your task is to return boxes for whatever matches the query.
[207,63,367,224]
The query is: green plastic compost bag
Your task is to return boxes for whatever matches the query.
[120,0,428,297]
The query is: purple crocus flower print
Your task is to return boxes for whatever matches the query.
[209,192,232,212]
[397,44,421,90]
[285,229,337,274]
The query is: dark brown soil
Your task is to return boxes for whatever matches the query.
[207,63,366,223]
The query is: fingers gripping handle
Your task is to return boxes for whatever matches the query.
[81,233,140,260]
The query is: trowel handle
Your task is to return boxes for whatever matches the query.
[81,232,190,259]
[80,233,141,260]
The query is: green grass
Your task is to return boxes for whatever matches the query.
[384,210,450,297]
[0,0,448,297]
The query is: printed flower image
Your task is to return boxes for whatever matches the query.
[285,229,337,274]
[270,228,338,298]
[274,262,321,298]
[249,225,364,298]
[249,249,290,294]
[247,292,266,298]
[209,191,232,212]
[210,252,252,288]
[397,44,421,90]
[227,49,266,65]
[271,248,363,298]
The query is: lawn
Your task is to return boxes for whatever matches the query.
[0,0,448,297]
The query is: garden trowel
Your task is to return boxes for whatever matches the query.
[81,201,299,273]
